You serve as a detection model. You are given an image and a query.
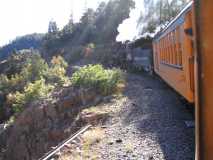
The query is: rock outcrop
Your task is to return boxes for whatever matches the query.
[0,87,102,160]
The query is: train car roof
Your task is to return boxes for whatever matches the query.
[153,1,193,41]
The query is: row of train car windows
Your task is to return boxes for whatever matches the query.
[156,27,183,68]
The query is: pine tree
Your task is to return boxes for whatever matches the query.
[48,20,58,33]
[138,0,189,34]
[62,14,74,35]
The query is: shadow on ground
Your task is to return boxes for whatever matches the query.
[122,73,195,160]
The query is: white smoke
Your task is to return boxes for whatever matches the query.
[116,0,144,42]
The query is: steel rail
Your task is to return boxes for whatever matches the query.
[39,124,92,160]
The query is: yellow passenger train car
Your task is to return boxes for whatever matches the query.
[153,1,213,159]
[153,1,194,103]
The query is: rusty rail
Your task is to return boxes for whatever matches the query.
[39,125,92,160]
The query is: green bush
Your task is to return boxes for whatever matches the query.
[12,78,54,113]
[0,53,49,94]
[0,52,70,116]
[0,74,10,91]
[71,64,125,95]
[21,53,49,82]
[0,54,69,92]
[45,55,70,86]
[0,74,26,94]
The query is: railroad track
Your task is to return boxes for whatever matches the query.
[39,125,92,160]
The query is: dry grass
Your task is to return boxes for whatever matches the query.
[58,127,105,160]
[82,127,105,145]
[124,140,135,153]
[80,127,105,159]
[80,106,110,125]
[82,107,109,115]
[115,82,126,94]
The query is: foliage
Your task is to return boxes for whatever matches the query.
[64,46,84,63]
[42,0,135,60]
[12,78,54,113]
[50,55,68,68]
[0,51,69,117]
[45,55,70,86]
[0,52,49,94]
[71,64,124,95]
[21,53,49,82]
[0,74,26,94]
[0,50,39,76]
[48,20,58,33]
[138,0,189,34]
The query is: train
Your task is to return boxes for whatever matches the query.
[153,1,194,103]
[126,37,153,73]
[151,1,213,160]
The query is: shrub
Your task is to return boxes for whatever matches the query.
[0,50,41,77]
[71,64,125,95]
[0,53,49,94]
[45,55,70,86]
[21,53,49,82]
[12,78,54,113]
[50,55,68,69]
[0,52,70,117]
[0,54,69,93]
[0,74,10,92]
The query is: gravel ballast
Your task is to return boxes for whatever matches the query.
[59,73,195,160]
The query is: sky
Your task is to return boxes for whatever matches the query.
[0,0,107,46]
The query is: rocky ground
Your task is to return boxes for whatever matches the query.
[57,73,195,160]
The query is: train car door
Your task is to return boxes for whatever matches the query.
[183,10,195,102]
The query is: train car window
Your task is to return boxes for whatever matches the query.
[170,33,173,64]
[161,40,164,61]
[175,29,180,66]
[172,31,176,65]
[159,41,162,60]
[162,40,164,61]
[166,34,169,63]
[156,43,159,63]
[169,33,172,64]
[168,33,171,64]
[163,39,165,62]
[161,39,163,63]
[178,26,183,67]
[171,32,174,65]
[163,38,165,63]
[167,34,170,64]
[164,37,166,63]
[166,34,169,64]
[161,39,163,62]
[171,31,176,65]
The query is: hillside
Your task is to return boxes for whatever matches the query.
[0,33,44,60]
